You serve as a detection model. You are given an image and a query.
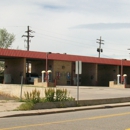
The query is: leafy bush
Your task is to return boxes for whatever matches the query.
[24,89,40,104]
[17,88,75,110]
[55,89,67,101]
[44,88,55,102]
[44,88,75,102]
[23,88,75,104]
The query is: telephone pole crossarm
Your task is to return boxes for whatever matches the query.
[22,26,35,51]
[96,36,104,58]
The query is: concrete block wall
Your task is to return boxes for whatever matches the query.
[34,78,56,87]
[109,81,130,88]
[109,81,125,88]
[0,84,45,98]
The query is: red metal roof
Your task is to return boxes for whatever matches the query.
[0,48,130,66]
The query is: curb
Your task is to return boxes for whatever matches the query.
[1,102,130,118]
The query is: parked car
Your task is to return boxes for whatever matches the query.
[26,73,39,84]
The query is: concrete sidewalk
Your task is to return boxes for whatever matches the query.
[0,102,130,118]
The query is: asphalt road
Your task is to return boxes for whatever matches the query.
[0,106,130,130]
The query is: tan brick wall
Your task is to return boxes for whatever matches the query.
[53,60,72,85]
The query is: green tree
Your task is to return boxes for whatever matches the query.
[0,29,15,74]
[0,28,15,48]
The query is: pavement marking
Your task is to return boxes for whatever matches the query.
[88,112,130,120]
[1,112,130,130]
[0,118,89,130]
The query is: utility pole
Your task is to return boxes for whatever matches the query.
[22,26,34,51]
[127,49,130,59]
[96,36,104,58]
[22,26,34,75]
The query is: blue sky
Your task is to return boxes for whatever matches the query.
[0,0,130,59]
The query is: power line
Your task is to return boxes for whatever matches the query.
[20,28,127,58]
[22,26,35,51]
[36,32,95,46]
[35,30,130,52]
[16,27,128,55]
[36,33,127,54]
[33,28,95,42]
[96,36,104,58]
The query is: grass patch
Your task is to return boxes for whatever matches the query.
[16,102,34,111]
[0,100,7,103]
[0,91,19,100]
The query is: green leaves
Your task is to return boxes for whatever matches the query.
[45,88,75,102]
[55,89,67,101]
[0,28,15,48]
[45,88,55,102]
[23,88,75,104]
[24,89,41,104]
[0,29,15,73]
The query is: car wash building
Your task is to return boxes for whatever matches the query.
[0,48,130,86]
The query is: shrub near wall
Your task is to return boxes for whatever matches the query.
[18,88,75,110]
[33,88,75,109]
[44,88,75,102]
[24,89,40,104]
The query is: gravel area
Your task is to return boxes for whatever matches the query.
[0,100,23,112]
[0,93,22,112]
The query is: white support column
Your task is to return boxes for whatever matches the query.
[41,70,45,82]
[117,74,120,84]
[123,74,127,85]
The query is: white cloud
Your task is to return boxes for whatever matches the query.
[0,0,130,59]
[72,23,130,30]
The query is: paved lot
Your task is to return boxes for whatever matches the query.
[0,100,22,112]
[57,86,130,100]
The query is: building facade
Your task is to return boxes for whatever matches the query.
[0,48,130,86]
